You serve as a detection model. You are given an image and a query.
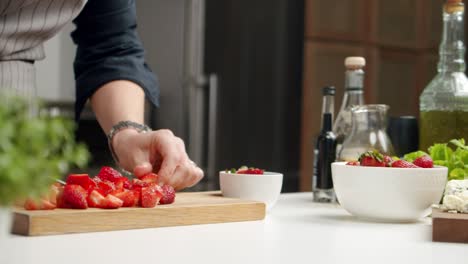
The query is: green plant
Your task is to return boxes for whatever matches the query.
[0,96,90,206]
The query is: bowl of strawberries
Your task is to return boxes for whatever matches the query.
[331,151,447,222]
[220,166,283,211]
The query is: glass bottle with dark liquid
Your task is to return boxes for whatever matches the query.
[313,86,337,203]
[420,0,468,150]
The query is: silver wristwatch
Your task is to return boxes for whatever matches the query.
[107,120,151,164]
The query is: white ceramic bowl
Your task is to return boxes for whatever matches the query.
[219,171,283,211]
[331,162,447,222]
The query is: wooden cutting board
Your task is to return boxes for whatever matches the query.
[12,191,265,236]
[432,208,468,243]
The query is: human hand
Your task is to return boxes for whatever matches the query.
[112,128,204,190]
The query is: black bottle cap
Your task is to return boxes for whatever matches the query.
[322,86,336,96]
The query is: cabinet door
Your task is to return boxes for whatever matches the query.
[423,0,443,49]
[375,49,420,117]
[305,0,367,41]
[300,41,365,191]
[419,54,438,95]
[372,0,424,48]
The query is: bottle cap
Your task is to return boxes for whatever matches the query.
[322,86,336,96]
[345,57,366,69]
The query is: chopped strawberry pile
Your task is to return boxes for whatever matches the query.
[24,166,176,210]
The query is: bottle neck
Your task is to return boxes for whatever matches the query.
[321,94,334,131]
[321,94,334,118]
[345,68,364,90]
[438,9,466,73]
[322,113,333,132]
[340,69,365,109]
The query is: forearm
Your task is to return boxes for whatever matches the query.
[90,80,145,134]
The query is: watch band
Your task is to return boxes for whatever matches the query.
[107,120,151,164]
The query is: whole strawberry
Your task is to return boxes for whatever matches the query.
[160,185,176,205]
[413,155,434,168]
[358,151,386,167]
[391,160,420,168]
[346,161,360,166]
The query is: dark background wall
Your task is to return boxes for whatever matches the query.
[204,0,305,192]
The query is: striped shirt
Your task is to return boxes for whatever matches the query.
[0,0,159,119]
[0,0,86,99]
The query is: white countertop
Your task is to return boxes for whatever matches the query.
[1,192,467,264]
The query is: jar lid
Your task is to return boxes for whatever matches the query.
[345,57,366,69]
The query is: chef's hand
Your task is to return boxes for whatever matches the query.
[112,128,204,190]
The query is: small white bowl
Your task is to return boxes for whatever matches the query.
[331,162,447,222]
[219,171,283,211]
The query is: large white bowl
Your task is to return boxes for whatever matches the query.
[331,162,447,222]
[219,171,283,211]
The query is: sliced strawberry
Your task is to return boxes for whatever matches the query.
[345,161,360,166]
[112,190,139,207]
[56,186,71,208]
[358,151,386,167]
[24,198,39,210]
[94,178,116,196]
[63,184,88,209]
[66,174,96,191]
[413,155,434,168]
[159,185,176,205]
[49,183,63,205]
[141,185,163,208]
[40,199,56,210]
[97,166,122,183]
[140,173,159,183]
[24,198,56,210]
[102,194,123,209]
[131,178,149,191]
[391,160,420,168]
[114,177,131,191]
[87,190,106,208]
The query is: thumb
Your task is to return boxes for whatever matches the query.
[133,162,153,178]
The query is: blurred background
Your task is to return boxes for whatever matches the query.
[37,0,454,192]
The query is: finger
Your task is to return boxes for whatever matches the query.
[170,165,191,190]
[171,161,204,190]
[157,150,182,183]
[133,162,153,178]
[185,166,204,188]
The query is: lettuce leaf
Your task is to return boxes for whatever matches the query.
[449,168,467,180]
[403,151,428,162]
[421,139,467,180]
[429,143,453,161]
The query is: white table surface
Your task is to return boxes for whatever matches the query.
[1,192,467,264]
